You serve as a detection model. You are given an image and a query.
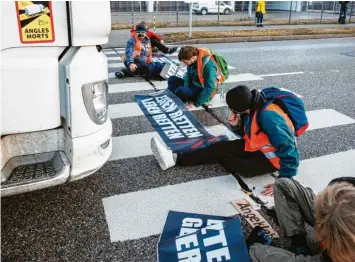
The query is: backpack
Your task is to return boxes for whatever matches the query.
[202,49,229,83]
[257,87,309,137]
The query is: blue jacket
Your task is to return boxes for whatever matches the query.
[125,36,151,65]
[243,109,300,177]
[184,56,217,107]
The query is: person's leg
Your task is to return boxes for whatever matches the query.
[174,85,203,103]
[273,177,316,255]
[167,75,185,94]
[260,13,264,26]
[150,37,178,54]
[145,62,165,80]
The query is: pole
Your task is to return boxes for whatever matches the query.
[349,2,353,23]
[320,1,324,23]
[131,1,134,27]
[139,1,142,22]
[176,1,179,26]
[154,15,156,32]
[289,1,292,24]
[189,3,192,39]
[248,1,252,18]
[217,1,220,26]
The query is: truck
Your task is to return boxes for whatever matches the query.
[192,1,233,15]
[1,1,113,197]
[25,4,45,16]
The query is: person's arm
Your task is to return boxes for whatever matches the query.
[261,110,300,177]
[147,30,163,41]
[194,58,217,107]
[184,66,191,87]
[125,38,135,65]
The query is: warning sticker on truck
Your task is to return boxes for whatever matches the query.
[15,1,55,44]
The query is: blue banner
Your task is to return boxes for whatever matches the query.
[136,89,227,153]
[157,211,250,262]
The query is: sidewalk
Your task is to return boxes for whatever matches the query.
[104,23,355,48]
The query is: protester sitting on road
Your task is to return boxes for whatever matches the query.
[248,177,355,262]
[167,46,220,109]
[131,21,178,54]
[116,23,165,80]
[256,1,266,27]
[338,1,349,24]
[151,85,300,196]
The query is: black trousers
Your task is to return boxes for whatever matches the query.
[150,37,169,53]
[176,139,277,177]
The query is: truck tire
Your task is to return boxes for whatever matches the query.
[224,8,231,15]
[201,8,208,15]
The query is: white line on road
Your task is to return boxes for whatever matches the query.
[103,149,355,242]
[107,56,122,61]
[108,63,125,68]
[258,72,304,77]
[109,125,237,161]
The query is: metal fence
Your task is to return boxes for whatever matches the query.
[110,1,354,29]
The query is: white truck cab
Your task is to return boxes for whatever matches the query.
[1,1,113,197]
[192,1,233,15]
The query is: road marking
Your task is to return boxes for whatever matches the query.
[109,125,237,161]
[108,62,125,68]
[307,109,355,131]
[103,50,116,55]
[258,72,304,77]
[108,56,123,61]
[102,175,256,242]
[103,149,355,242]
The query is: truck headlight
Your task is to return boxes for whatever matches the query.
[82,80,108,125]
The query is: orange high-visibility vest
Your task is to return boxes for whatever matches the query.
[123,33,152,64]
[243,103,295,169]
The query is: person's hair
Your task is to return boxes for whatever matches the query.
[314,182,355,262]
[178,46,199,61]
[139,21,148,28]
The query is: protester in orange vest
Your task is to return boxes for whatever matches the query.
[151,85,300,196]
[130,21,178,54]
[167,46,220,109]
[116,23,165,80]
[256,1,266,27]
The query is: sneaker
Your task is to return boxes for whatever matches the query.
[115,71,125,79]
[167,47,178,54]
[150,137,176,170]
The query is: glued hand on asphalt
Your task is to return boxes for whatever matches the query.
[129,63,137,72]
[261,183,274,196]
[186,103,196,110]
[228,111,240,127]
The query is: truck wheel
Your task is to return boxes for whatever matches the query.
[201,8,208,15]
[224,8,231,15]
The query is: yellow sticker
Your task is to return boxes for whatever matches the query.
[16,1,55,43]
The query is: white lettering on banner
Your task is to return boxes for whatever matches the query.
[169,109,184,119]
[182,218,203,228]
[206,247,231,262]
[141,98,163,115]
[176,234,199,252]
[171,115,203,139]
[177,248,201,262]
[152,114,184,139]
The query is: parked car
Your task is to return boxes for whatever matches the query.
[192,1,233,15]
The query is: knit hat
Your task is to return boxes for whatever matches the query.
[135,23,147,33]
[226,85,253,112]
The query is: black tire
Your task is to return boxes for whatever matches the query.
[201,8,208,15]
[224,8,231,15]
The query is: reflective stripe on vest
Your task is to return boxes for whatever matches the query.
[196,48,224,86]
[243,103,295,169]
[123,33,152,64]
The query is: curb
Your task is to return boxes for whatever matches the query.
[168,34,355,45]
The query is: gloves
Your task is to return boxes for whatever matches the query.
[246,226,272,248]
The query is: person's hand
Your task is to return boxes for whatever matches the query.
[228,111,240,127]
[261,184,274,196]
[129,63,137,72]
[160,40,164,44]
[186,103,196,110]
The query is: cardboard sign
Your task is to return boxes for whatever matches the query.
[136,89,227,153]
[160,62,187,80]
[157,211,250,262]
[15,1,55,44]
[232,199,279,239]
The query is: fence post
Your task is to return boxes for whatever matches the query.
[176,1,179,26]
[131,1,134,27]
[218,1,220,26]
[289,1,292,24]
[189,3,192,39]
[349,1,354,23]
[320,1,324,23]
[248,1,252,18]
[139,1,142,22]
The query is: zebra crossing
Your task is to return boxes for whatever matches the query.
[102,48,355,243]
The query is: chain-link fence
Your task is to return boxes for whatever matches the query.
[110,1,354,29]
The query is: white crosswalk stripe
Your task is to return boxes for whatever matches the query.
[102,48,355,244]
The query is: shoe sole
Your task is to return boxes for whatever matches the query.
[151,138,169,170]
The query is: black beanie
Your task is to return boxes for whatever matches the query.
[226,85,253,112]
[135,23,147,33]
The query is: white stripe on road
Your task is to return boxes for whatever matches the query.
[109,125,237,161]
[103,149,355,242]
[103,50,116,55]
[258,72,304,77]
[108,63,125,68]
[109,109,355,161]
[107,56,123,61]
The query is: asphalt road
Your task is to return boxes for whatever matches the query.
[2,37,355,262]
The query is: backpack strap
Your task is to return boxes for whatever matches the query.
[256,101,272,135]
